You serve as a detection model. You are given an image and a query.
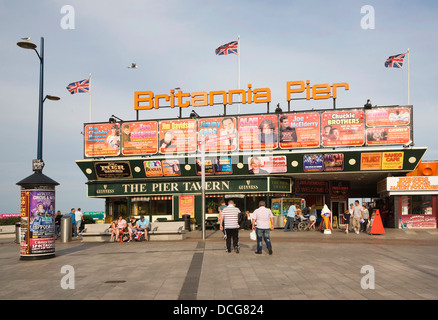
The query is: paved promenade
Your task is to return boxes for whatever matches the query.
[1,228,438,303]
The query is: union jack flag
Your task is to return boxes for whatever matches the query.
[215,40,238,55]
[385,53,406,69]
[66,78,90,94]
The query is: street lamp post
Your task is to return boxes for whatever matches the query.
[16,37,60,260]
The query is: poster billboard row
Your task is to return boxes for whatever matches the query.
[84,106,412,158]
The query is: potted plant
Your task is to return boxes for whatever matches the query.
[207,200,218,213]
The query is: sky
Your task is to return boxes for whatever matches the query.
[1,0,437,214]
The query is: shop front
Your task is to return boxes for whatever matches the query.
[378,175,438,229]
[84,176,293,225]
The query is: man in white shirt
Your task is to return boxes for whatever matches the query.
[219,200,241,253]
[75,208,84,236]
[252,201,274,255]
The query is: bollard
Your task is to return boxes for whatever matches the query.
[182,214,191,232]
[15,222,21,244]
[60,215,72,243]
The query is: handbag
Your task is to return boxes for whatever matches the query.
[249,230,256,241]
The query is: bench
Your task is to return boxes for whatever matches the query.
[205,217,219,230]
[81,223,112,242]
[0,225,16,239]
[149,221,186,241]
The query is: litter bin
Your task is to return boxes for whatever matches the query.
[15,222,21,244]
[182,214,191,232]
[60,215,72,242]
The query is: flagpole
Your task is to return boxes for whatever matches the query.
[238,35,241,114]
[407,49,410,105]
[89,73,92,122]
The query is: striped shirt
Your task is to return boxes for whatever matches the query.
[221,205,241,229]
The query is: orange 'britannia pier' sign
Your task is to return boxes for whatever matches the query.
[134,80,349,110]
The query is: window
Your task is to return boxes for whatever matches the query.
[401,195,433,215]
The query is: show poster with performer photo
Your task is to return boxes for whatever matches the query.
[239,115,278,150]
[22,190,55,255]
[322,110,365,147]
[198,117,238,152]
[279,113,320,149]
[121,121,158,155]
[162,160,182,176]
[366,127,411,146]
[365,107,411,127]
[247,156,287,174]
[84,123,121,157]
[159,119,197,154]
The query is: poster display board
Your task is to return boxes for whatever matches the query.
[159,119,197,154]
[85,123,121,157]
[321,110,365,147]
[279,112,320,149]
[121,121,158,155]
[83,106,413,158]
[238,115,278,150]
[20,190,56,258]
[198,117,238,152]
[179,195,195,218]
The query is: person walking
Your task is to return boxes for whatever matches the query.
[284,204,296,232]
[362,204,370,232]
[69,208,76,237]
[252,201,274,255]
[352,200,364,234]
[308,205,317,230]
[219,200,241,253]
[54,210,62,239]
[218,199,227,240]
[75,208,84,237]
[343,204,352,234]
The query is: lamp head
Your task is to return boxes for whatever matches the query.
[17,41,37,50]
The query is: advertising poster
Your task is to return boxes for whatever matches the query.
[22,190,56,255]
[360,153,382,170]
[382,152,404,170]
[159,119,197,154]
[366,127,411,145]
[279,113,320,149]
[84,123,121,157]
[303,154,324,172]
[365,107,411,127]
[214,157,233,175]
[238,115,278,150]
[247,156,287,174]
[179,195,195,218]
[198,117,238,152]
[144,160,163,177]
[323,153,344,171]
[321,110,365,147]
[195,159,215,175]
[162,160,181,176]
[121,121,158,155]
[20,191,29,255]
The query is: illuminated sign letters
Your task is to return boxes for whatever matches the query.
[134,80,349,110]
